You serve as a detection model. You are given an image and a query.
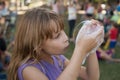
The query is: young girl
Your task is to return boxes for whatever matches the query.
[8,8,103,80]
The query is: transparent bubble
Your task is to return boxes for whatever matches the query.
[73,21,85,41]
[73,20,104,64]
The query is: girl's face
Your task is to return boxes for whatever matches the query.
[42,30,69,55]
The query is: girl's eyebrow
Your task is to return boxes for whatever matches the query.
[56,33,60,38]
[55,31,60,36]
[53,31,61,38]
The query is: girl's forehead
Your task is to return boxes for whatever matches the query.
[49,20,62,32]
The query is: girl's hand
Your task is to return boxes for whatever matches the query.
[75,20,104,54]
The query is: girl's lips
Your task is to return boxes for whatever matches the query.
[64,43,69,50]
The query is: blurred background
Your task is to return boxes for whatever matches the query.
[0,0,120,80]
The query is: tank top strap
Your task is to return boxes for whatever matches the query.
[18,63,28,80]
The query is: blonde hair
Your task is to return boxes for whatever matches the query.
[7,8,64,80]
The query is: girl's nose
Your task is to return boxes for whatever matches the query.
[63,32,69,42]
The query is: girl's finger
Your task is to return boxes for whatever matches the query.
[91,19,99,25]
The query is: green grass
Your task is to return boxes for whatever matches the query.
[99,46,120,80]
[63,14,120,80]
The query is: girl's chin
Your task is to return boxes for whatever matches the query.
[63,45,69,52]
[65,45,69,50]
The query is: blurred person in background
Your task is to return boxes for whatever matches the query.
[95,3,104,22]
[0,27,10,71]
[96,47,120,63]
[52,0,60,14]
[58,0,65,16]
[67,0,77,41]
[85,3,95,19]
[106,22,119,57]
[0,1,9,22]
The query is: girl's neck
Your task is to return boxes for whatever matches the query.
[41,53,54,64]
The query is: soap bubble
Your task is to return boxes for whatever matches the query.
[73,20,104,64]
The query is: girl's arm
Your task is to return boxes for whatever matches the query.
[63,53,99,80]
[57,47,87,80]
[57,21,102,80]
[59,21,102,80]
[85,53,99,80]
[57,33,100,80]
[79,53,99,80]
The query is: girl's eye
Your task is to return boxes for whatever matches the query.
[54,33,61,39]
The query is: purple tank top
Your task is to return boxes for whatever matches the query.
[18,55,66,80]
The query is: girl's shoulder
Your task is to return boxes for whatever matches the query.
[17,55,66,80]
[18,55,66,73]
[17,60,46,80]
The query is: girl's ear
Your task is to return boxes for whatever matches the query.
[33,46,43,59]
[34,46,42,54]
